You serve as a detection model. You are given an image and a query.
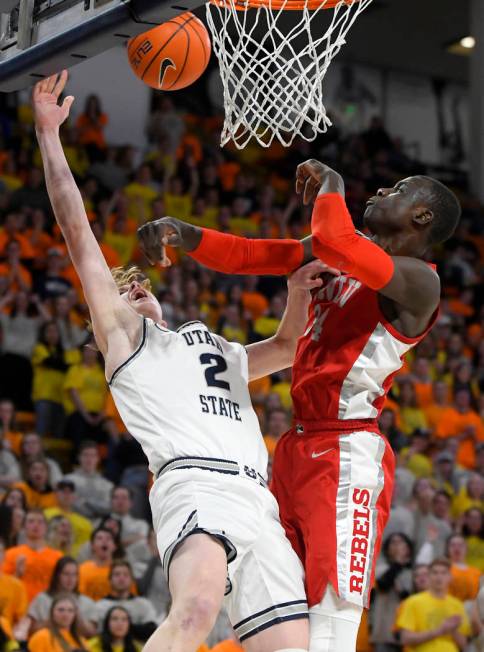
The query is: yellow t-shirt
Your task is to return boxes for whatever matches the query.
[44,507,93,556]
[104,231,137,266]
[451,486,484,519]
[88,636,142,652]
[163,192,193,220]
[271,381,292,410]
[465,536,484,572]
[28,627,87,652]
[63,363,107,415]
[399,407,428,435]
[32,344,80,403]
[253,316,280,338]
[395,591,470,652]
[124,182,158,220]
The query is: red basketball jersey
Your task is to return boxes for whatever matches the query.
[291,272,437,422]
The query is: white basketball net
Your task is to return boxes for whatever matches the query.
[206,0,373,149]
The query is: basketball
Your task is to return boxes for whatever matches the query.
[127,12,211,91]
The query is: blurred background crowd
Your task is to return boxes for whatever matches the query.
[0,86,482,652]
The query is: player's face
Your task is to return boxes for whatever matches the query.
[120,281,166,326]
[363,177,429,236]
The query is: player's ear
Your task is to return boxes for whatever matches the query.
[413,207,434,227]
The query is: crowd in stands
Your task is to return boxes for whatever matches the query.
[0,81,482,652]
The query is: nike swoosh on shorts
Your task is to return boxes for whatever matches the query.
[311,448,334,458]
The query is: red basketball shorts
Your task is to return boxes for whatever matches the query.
[271,418,395,609]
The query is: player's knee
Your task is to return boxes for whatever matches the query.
[171,593,220,634]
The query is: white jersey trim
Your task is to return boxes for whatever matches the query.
[108,317,148,386]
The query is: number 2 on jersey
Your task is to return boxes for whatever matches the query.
[200,353,231,390]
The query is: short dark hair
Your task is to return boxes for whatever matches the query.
[109,559,133,580]
[111,485,133,500]
[417,176,461,245]
[429,557,451,571]
[91,526,115,544]
[78,440,98,455]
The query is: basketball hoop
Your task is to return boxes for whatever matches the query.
[206,0,373,148]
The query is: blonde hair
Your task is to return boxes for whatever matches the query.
[87,266,152,336]
[111,266,152,293]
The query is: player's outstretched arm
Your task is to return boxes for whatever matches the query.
[34,72,137,356]
[138,217,307,275]
[246,260,329,380]
[296,159,440,322]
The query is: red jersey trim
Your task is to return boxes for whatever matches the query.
[378,306,439,345]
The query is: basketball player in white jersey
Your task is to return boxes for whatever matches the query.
[33,72,324,652]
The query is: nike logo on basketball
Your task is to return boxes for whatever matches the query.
[159,57,176,86]
[312,448,334,458]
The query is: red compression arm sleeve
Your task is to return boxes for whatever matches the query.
[311,194,395,290]
[188,228,304,275]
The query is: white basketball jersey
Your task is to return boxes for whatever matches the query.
[109,318,268,479]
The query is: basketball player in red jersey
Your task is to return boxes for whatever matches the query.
[139,160,461,652]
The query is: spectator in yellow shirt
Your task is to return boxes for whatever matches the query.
[64,345,108,453]
[163,175,197,221]
[397,380,428,435]
[123,165,159,220]
[462,508,484,572]
[451,473,484,518]
[44,480,93,556]
[396,558,470,652]
[32,321,79,437]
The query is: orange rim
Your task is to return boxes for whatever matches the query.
[209,0,359,10]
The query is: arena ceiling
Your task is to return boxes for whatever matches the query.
[340,0,470,83]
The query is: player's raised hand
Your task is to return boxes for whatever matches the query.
[295,159,344,205]
[32,70,74,132]
[288,259,339,292]
[137,217,200,266]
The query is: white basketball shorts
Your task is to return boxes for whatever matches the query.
[149,461,308,642]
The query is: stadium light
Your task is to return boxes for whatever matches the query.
[446,35,476,56]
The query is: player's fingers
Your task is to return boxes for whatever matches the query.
[147,222,163,263]
[305,277,323,289]
[295,163,310,194]
[53,70,68,99]
[303,177,315,205]
[304,260,327,273]
[45,74,58,94]
[62,96,75,115]
[138,225,157,264]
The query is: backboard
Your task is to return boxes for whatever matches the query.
[0,0,203,92]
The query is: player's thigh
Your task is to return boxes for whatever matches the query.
[226,500,308,649]
[243,619,309,652]
[169,532,227,614]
